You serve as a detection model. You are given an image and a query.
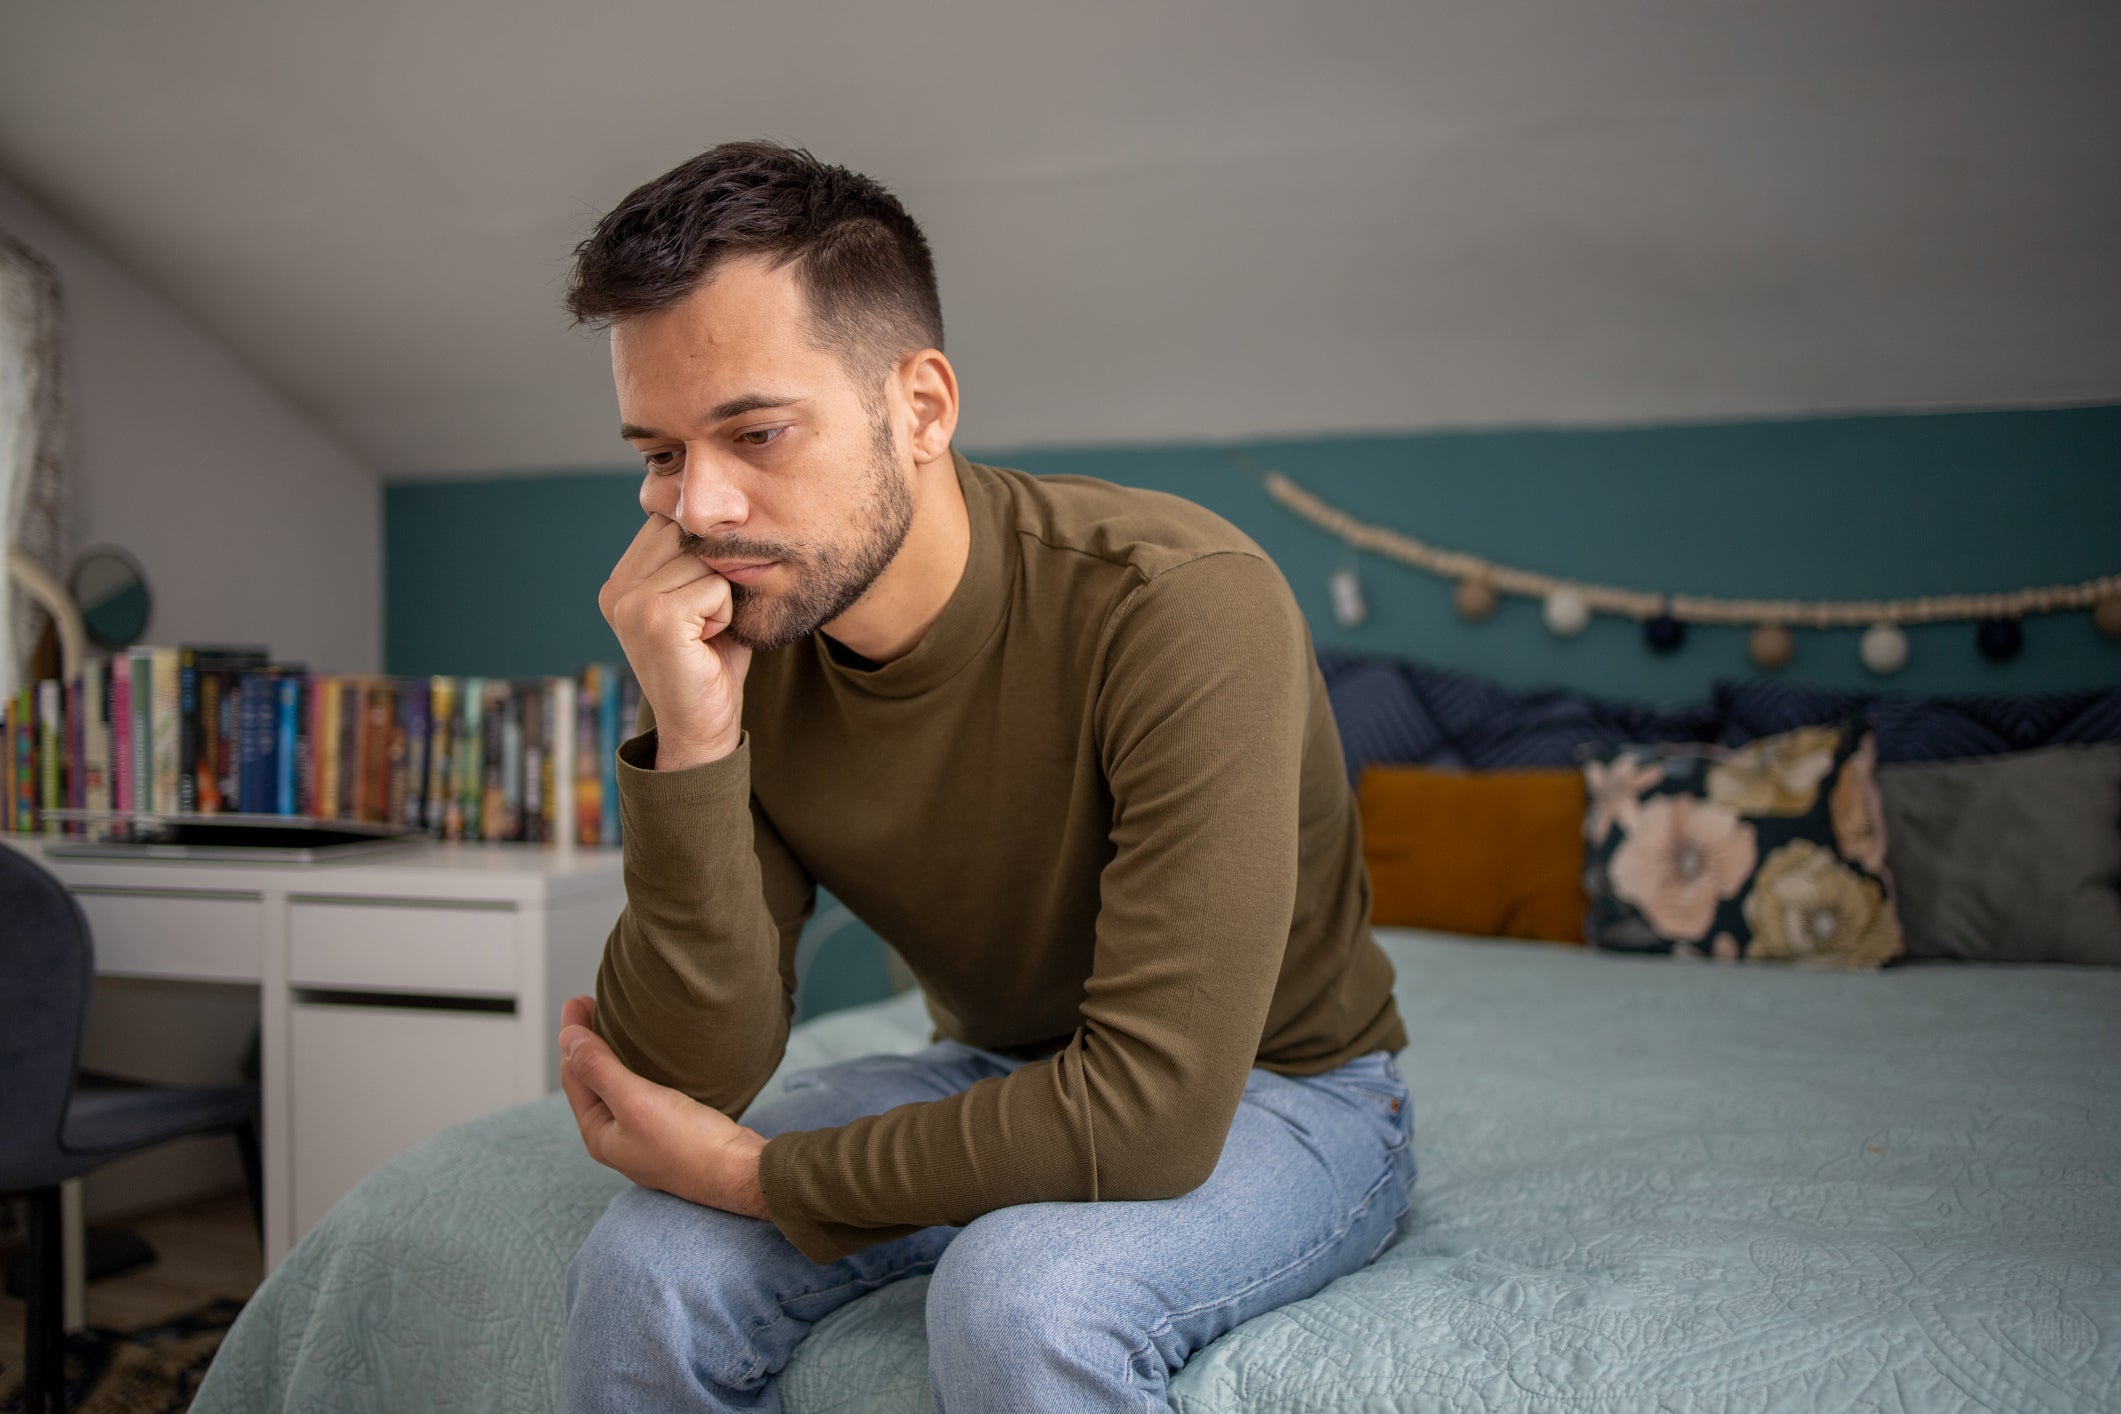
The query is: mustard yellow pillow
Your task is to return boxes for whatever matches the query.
[1358,765,1589,943]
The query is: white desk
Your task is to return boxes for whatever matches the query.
[1,834,625,1272]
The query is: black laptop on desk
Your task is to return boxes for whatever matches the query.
[44,815,426,864]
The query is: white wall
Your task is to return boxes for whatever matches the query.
[2,2,2116,479]
[1,174,384,1219]
[0,173,381,675]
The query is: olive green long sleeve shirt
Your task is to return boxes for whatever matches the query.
[595,448,1406,1264]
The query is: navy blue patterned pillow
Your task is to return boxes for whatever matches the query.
[1317,652,1456,780]
[1715,679,2121,764]
[1319,650,1721,784]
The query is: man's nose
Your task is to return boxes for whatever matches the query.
[670,457,747,537]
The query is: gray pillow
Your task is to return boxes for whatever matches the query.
[1879,743,2121,964]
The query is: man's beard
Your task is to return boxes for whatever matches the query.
[677,405,915,652]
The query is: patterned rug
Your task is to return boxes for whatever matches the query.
[0,1297,244,1413]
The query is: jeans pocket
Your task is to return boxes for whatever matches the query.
[1327,1051,1411,1150]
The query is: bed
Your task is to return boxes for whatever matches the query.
[191,927,2121,1412]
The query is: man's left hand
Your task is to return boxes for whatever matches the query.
[557,994,769,1219]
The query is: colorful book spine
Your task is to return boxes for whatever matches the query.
[317,674,340,818]
[550,676,575,848]
[598,665,620,846]
[150,647,179,818]
[386,682,410,827]
[83,656,109,820]
[337,679,361,820]
[277,674,300,815]
[302,672,323,818]
[65,671,83,832]
[499,682,522,841]
[10,687,31,830]
[197,667,221,813]
[482,681,507,841]
[217,668,241,814]
[575,668,601,845]
[126,646,149,814]
[427,676,455,835]
[356,682,383,823]
[467,682,486,841]
[521,682,544,843]
[234,674,257,813]
[113,653,134,815]
[178,649,199,815]
[403,679,430,831]
[37,679,60,833]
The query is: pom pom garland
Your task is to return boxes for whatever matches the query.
[1543,588,1591,637]
[1259,457,2118,672]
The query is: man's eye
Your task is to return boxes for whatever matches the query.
[737,426,786,448]
[642,450,680,473]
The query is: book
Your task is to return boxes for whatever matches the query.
[457,677,484,840]
[402,679,430,831]
[113,653,134,814]
[277,674,301,816]
[38,679,61,832]
[385,681,409,828]
[178,650,199,815]
[427,676,455,834]
[64,671,83,832]
[150,649,178,817]
[83,656,109,820]
[216,667,240,814]
[8,687,29,830]
[127,646,150,814]
[521,682,544,843]
[575,668,602,845]
[550,674,576,848]
[598,665,620,846]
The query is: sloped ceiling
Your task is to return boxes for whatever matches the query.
[1,0,2116,478]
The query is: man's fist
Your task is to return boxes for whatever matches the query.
[597,512,751,768]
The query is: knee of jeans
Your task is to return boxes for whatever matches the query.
[567,1186,761,1321]
[926,1206,1121,1351]
[567,1187,669,1311]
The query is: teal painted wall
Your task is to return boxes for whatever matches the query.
[385,403,2121,1013]
[389,404,2120,699]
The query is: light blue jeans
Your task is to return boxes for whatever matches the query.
[560,1040,1416,1412]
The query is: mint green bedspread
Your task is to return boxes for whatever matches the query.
[193,932,2121,1412]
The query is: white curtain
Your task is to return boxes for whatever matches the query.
[0,234,67,704]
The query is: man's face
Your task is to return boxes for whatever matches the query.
[613,255,915,652]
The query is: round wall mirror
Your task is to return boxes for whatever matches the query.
[70,544,153,650]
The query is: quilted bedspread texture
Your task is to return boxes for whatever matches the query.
[193,933,2121,1412]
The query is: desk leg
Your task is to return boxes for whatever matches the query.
[260,890,293,1270]
[60,1178,85,1333]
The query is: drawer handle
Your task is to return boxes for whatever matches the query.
[293,988,516,1014]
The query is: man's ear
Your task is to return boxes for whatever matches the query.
[897,348,959,465]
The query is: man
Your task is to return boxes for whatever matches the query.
[555,139,1413,1412]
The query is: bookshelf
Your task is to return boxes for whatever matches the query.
[3,644,641,850]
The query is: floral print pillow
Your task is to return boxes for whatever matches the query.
[1580,720,1904,969]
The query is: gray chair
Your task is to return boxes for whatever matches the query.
[1,844,262,1414]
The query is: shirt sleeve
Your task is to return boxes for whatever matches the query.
[756,550,1314,1263]
[591,693,818,1118]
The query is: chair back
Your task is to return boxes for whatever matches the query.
[0,845,93,1191]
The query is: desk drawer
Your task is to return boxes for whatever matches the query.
[289,899,518,997]
[290,1000,521,1239]
[71,888,261,981]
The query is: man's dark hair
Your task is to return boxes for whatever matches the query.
[565,140,943,387]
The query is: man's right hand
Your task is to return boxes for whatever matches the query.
[598,512,751,769]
